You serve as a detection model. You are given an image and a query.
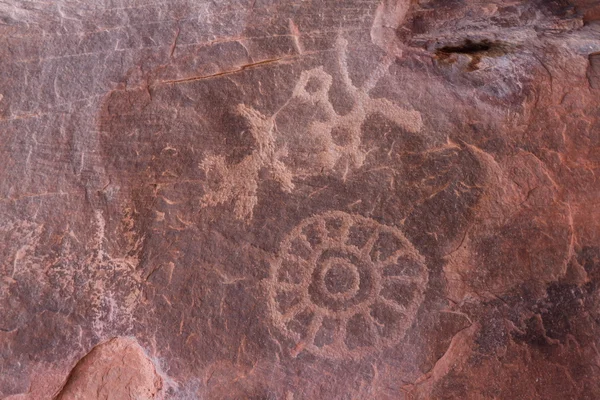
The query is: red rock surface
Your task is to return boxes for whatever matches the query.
[1,0,599,399]
[55,337,163,400]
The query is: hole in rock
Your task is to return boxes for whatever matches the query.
[436,39,494,55]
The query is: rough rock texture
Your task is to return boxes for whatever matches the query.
[1,0,599,399]
[55,337,163,400]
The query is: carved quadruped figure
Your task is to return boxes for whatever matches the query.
[200,104,294,220]
[266,211,428,359]
[200,37,423,220]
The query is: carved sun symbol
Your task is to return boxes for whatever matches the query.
[266,211,428,359]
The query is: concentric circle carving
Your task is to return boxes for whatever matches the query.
[267,211,428,359]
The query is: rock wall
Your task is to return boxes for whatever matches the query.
[1,0,599,399]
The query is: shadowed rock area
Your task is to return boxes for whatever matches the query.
[0,0,599,399]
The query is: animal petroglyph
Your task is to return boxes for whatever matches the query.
[200,104,294,220]
[200,38,423,220]
[266,211,428,359]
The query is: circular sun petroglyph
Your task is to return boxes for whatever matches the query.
[267,211,428,359]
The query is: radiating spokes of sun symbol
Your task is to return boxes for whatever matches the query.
[267,211,428,359]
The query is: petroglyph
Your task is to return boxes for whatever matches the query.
[200,104,294,220]
[287,37,422,178]
[200,37,422,220]
[266,211,428,359]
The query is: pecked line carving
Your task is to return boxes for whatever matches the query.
[200,38,423,220]
[266,211,428,359]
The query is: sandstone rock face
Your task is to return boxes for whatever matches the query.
[55,337,163,400]
[1,0,599,399]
